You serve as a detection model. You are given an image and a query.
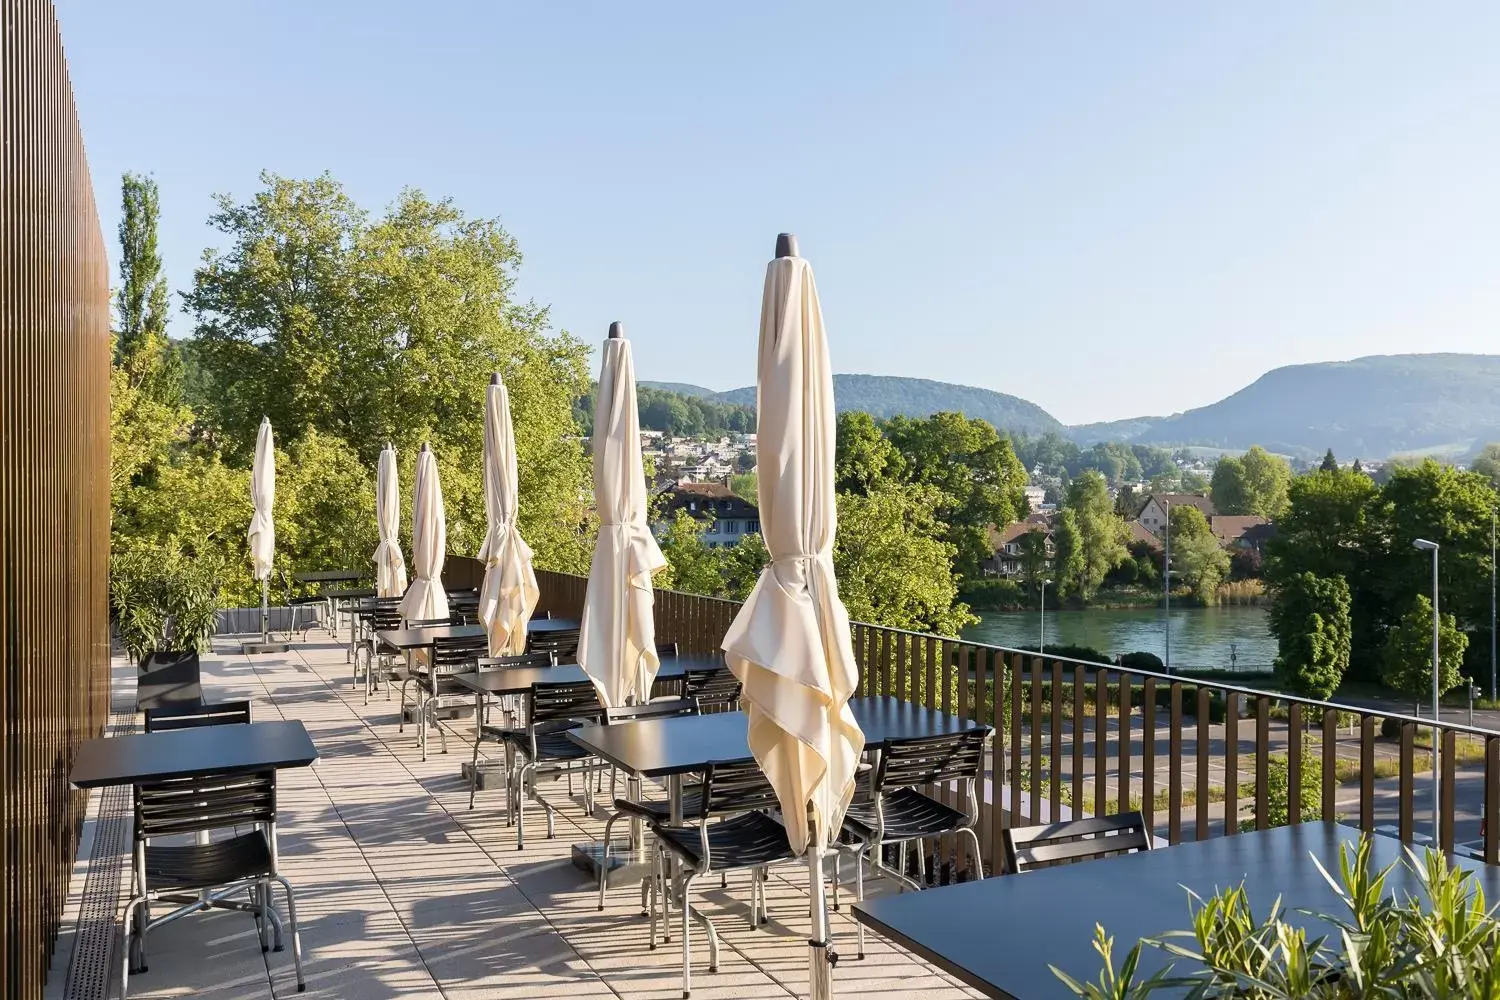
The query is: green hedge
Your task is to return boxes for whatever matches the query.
[958,578,1026,609]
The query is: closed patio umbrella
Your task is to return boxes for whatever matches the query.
[373,444,408,599]
[578,323,667,707]
[399,443,448,626]
[721,235,864,1000]
[478,373,539,655]
[247,417,277,641]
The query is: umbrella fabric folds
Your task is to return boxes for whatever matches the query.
[247,417,277,582]
[478,375,539,656]
[399,444,449,626]
[373,445,408,599]
[578,329,667,707]
[721,239,864,1000]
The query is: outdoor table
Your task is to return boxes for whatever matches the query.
[564,696,987,884]
[70,720,319,953]
[293,569,366,585]
[320,586,376,657]
[850,821,1500,999]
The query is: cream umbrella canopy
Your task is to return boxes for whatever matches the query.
[247,417,277,644]
[578,323,668,707]
[721,235,864,1000]
[372,444,408,599]
[399,443,448,625]
[478,373,539,656]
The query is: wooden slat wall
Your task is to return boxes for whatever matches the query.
[0,0,112,991]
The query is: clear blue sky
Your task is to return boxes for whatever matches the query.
[55,2,1500,424]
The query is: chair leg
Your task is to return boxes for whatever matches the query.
[831,852,840,911]
[436,701,449,755]
[856,844,867,958]
[599,812,620,911]
[271,874,306,992]
[121,895,149,997]
[681,872,696,999]
[398,678,412,732]
[649,848,662,950]
[964,828,984,881]
[468,738,484,810]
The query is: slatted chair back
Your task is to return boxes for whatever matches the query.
[477,651,554,671]
[528,680,603,728]
[530,609,552,621]
[431,634,488,677]
[371,606,405,631]
[145,700,252,733]
[526,627,581,663]
[696,759,781,820]
[874,728,990,792]
[404,615,459,628]
[1003,812,1152,875]
[655,641,679,657]
[134,769,277,841]
[603,698,697,725]
[685,668,742,712]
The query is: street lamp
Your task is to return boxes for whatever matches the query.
[1039,579,1052,656]
[1413,537,1441,839]
[1491,510,1496,703]
[1163,498,1171,673]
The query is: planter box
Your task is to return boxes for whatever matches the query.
[215,605,321,636]
[136,650,202,712]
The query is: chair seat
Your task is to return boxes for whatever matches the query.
[841,788,969,843]
[613,786,703,822]
[288,595,325,607]
[501,727,594,763]
[478,722,523,742]
[652,811,794,871]
[145,831,273,891]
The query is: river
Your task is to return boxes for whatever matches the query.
[961,605,1275,673]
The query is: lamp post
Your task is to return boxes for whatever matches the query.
[1163,498,1171,673]
[1491,510,1496,703]
[1414,538,1441,840]
[1039,579,1052,656]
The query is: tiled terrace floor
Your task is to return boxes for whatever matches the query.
[51,633,986,1000]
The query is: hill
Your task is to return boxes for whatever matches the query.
[1071,354,1500,460]
[709,374,1065,436]
[639,381,718,399]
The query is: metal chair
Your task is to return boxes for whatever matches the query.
[594,698,700,912]
[350,596,399,689]
[280,569,328,640]
[836,727,990,957]
[1002,812,1152,875]
[467,651,555,809]
[144,700,251,732]
[404,633,488,760]
[121,769,305,997]
[685,668,741,712]
[501,680,605,849]
[526,627,581,664]
[648,759,798,998]
[361,605,406,704]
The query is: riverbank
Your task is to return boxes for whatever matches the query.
[958,581,1266,613]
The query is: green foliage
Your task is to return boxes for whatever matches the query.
[1050,509,1084,599]
[109,546,224,660]
[727,471,758,506]
[1240,746,1323,831]
[1062,471,1128,602]
[1172,527,1232,605]
[1381,594,1468,710]
[833,483,976,636]
[1211,445,1291,519]
[1320,448,1339,473]
[115,172,182,406]
[1019,643,1112,665]
[834,411,904,495]
[885,411,1028,579]
[655,510,729,598]
[575,383,754,437]
[1059,837,1500,999]
[1472,442,1500,487]
[956,578,1025,610]
[1271,572,1352,699]
[1118,651,1164,673]
[721,531,770,602]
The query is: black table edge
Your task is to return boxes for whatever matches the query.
[70,721,320,789]
[851,898,1016,1000]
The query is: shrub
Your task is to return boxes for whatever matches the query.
[1118,650,1164,673]
[1016,643,1112,666]
[956,578,1025,610]
[1238,744,1322,831]
[1380,715,1401,739]
[110,544,224,661]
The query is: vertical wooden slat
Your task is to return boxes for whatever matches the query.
[1224,693,1239,836]
[1440,730,1457,853]
[1030,659,1043,820]
[1072,665,1086,812]
[1322,708,1338,821]
[1117,673,1132,815]
[1168,682,1182,843]
[1399,721,1415,844]
[989,650,1005,871]
[1049,662,1062,817]
[1142,677,1157,836]
[1360,716,1377,833]
[1486,736,1499,866]
[927,632,940,711]
[880,627,893,698]
[1255,696,1270,831]
[1009,655,1023,825]
[1287,703,1303,827]
[1195,687,1210,839]
[1096,671,1110,818]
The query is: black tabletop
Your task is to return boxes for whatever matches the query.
[376,618,580,648]
[852,822,1500,1000]
[71,720,318,789]
[322,586,376,599]
[294,569,366,584]
[567,695,984,778]
[451,654,725,697]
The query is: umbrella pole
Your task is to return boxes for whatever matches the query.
[261,576,270,644]
[808,845,833,1000]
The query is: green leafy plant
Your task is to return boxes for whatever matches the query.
[110,544,223,660]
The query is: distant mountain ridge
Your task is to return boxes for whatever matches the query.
[645,354,1500,460]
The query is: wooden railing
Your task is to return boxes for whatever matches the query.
[0,0,113,990]
[537,570,1500,876]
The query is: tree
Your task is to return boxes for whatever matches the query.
[1381,595,1468,712]
[884,412,1027,580]
[654,511,725,597]
[1168,505,1230,604]
[721,531,769,601]
[833,483,976,635]
[1264,467,1378,586]
[116,172,182,405]
[1271,572,1352,699]
[1210,455,1249,514]
[1049,509,1085,600]
[1320,449,1339,473]
[1212,446,1291,518]
[834,411,902,495]
[1114,484,1141,519]
[1063,471,1128,602]
[182,172,593,575]
[1016,529,1050,598]
[1472,443,1500,487]
[728,471,758,506]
